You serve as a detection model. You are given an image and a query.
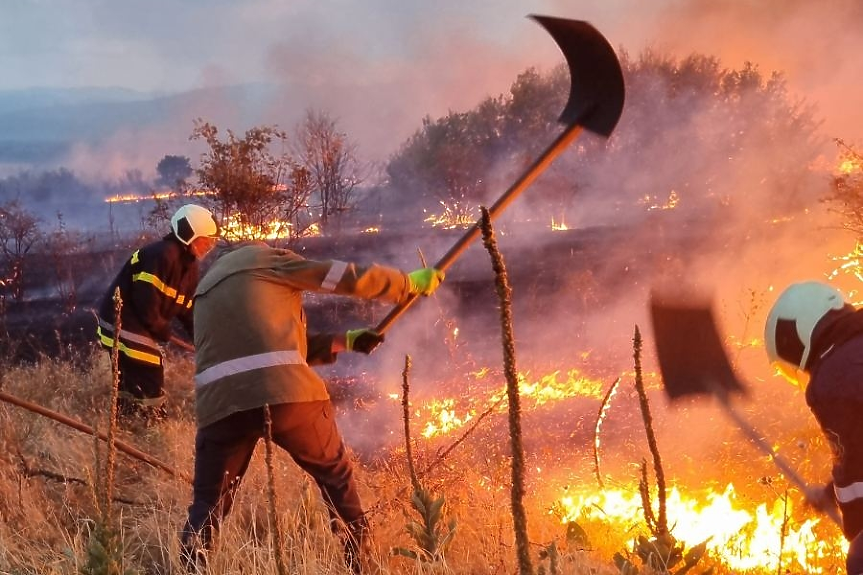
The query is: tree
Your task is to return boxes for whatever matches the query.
[0,200,42,301]
[386,51,825,228]
[189,119,314,244]
[294,109,366,230]
[155,155,193,190]
[387,95,508,223]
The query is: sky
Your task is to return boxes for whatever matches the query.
[3,0,863,164]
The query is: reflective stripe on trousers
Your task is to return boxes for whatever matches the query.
[96,320,162,366]
[837,482,863,504]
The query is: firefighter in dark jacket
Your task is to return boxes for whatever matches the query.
[765,280,863,574]
[97,204,219,421]
[180,242,444,574]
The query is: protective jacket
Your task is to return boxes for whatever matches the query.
[806,308,863,540]
[97,234,198,365]
[192,244,413,429]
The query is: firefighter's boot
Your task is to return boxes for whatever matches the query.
[343,517,370,574]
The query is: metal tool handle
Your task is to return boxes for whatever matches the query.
[714,387,842,526]
[374,122,585,335]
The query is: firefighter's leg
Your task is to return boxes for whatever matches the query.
[842,500,863,574]
[270,401,367,573]
[116,354,166,423]
[848,532,863,575]
[181,409,261,571]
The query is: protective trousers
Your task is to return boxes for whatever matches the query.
[111,353,166,422]
[181,400,365,570]
[844,499,863,574]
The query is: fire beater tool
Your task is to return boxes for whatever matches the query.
[0,390,190,483]
[649,296,842,526]
[374,15,625,335]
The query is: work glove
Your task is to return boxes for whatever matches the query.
[346,328,385,355]
[803,482,839,515]
[407,268,445,296]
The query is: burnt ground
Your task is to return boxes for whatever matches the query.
[0,211,730,365]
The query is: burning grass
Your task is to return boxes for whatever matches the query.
[0,344,847,574]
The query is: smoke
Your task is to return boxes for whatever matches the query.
[636,0,863,144]
[5,1,860,477]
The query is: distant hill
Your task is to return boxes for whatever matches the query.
[0,84,279,164]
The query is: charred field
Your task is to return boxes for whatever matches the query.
[0,213,849,574]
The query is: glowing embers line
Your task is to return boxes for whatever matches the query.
[423,200,476,229]
[551,483,846,573]
[105,189,211,203]
[639,190,680,211]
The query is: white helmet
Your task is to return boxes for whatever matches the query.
[764,281,846,378]
[171,204,218,246]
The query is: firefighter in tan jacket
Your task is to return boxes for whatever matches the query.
[180,242,443,573]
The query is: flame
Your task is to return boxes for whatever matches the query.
[423,201,476,229]
[837,158,862,175]
[551,216,569,231]
[640,190,680,211]
[211,216,322,241]
[550,483,846,572]
[401,360,845,572]
[105,191,175,203]
[412,368,613,440]
[105,189,211,203]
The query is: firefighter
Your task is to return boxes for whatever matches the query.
[97,204,219,423]
[765,280,863,574]
[179,242,444,574]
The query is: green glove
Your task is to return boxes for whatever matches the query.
[346,329,385,354]
[407,268,445,296]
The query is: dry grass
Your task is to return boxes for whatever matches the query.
[0,346,846,574]
[0,349,625,575]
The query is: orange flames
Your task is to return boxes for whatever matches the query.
[551,483,845,572]
[551,215,569,231]
[410,367,613,439]
[399,363,845,573]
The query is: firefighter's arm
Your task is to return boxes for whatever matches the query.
[803,481,838,514]
[129,249,177,341]
[306,332,338,366]
[269,251,415,303]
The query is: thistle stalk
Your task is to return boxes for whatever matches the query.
[633,325,667,537]
[480,206,532,575]
[264,404,288,575]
